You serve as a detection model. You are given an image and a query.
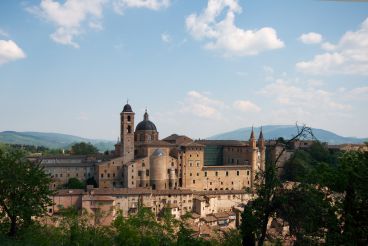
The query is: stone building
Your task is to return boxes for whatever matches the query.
[97,103,265,191]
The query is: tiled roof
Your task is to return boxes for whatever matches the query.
[194,190,248,196]
[195,140,247,146]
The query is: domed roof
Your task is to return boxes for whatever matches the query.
[135,110,157,131]
[152,148,165,157]
[122,103,133,112]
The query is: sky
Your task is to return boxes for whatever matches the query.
[0,0,367,140]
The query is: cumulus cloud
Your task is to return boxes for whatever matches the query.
[259,78,352,115]
[27,0,107,48]
[185,0,284,56]
[181,91,224,120]
[113,0,170,14]
[296,18,368,75]
[233,100,261,112]
[161,32,172,43]
[0,40,26,65]
[299,32,322,44]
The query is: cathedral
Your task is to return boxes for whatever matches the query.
[95,103,265,191]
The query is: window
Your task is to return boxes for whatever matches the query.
[215,171,218,176]
[204,172,207,177]
[197,173,199,176]
[190,173,192,176]
[146,170,149,176]
[101,174,104,178]
[247,171,250,175]
[237,171,239,176]
[127,115,131,122]
[107,173,110,178]
[193,180,196,184]
[226,171,228,176]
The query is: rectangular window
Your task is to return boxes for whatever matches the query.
[146,170,149,176]
[237,171,239,176]
[101,174,104,178]
[193,180,196,184]
[226,171,228,176]
[215,171,218,176]
[204,172,207,177]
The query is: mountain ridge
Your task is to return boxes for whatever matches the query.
[208,125,367,144]
[0,131,115,151]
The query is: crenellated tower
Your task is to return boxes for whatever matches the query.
[120,103,135,163]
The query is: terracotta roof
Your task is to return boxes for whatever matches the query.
[90,188,152,195]
[213,212,229,219]
[202,215,217,223]
[138,140,174,147]
[194,190,247,196]
[153,189,193,195]
[195,140,247,147]
[180,141,205,147]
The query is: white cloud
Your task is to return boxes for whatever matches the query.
[28,0,107,48]
[181,91,224,120]
[299,32,322,44]
[296,18,368,75]
[185,0,284,56]
[259,78,352,114]
[161,32,172,43]
[0,40,26,65]
[233,100,261,112]
[113,0,170,14]
[321,42,336,51]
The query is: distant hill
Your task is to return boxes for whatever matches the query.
[0,131,115,151]
[208,125,368,144]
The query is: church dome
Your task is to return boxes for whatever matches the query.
[135,110,157,131]
[122,103,133,112]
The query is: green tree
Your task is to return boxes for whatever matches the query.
[70,142,98,155]
[0,149,54,237]
[65,178,85,189]
[240,125,315,246]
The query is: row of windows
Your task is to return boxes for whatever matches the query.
[204,170,250,177]
[53,172,91,178]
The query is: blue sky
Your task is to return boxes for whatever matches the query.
[0,0,367,140]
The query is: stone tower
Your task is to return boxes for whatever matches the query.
[250,127,258,187]
[120,103,135,163]
[258,127,266,172]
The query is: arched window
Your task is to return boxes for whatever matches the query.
[127,125,131,133]
[127,115,131,122]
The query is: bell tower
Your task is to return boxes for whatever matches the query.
[120,103,135,163]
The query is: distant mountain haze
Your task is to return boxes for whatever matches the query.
[208,125,367,144]
[0,126,366,151]
[0,131,115,151]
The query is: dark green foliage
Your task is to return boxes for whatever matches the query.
[65,178,85,189]
[86,176,98,187]
[0,148,54,237]
[70,142,99,155]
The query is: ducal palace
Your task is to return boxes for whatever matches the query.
[40,103,266,228]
